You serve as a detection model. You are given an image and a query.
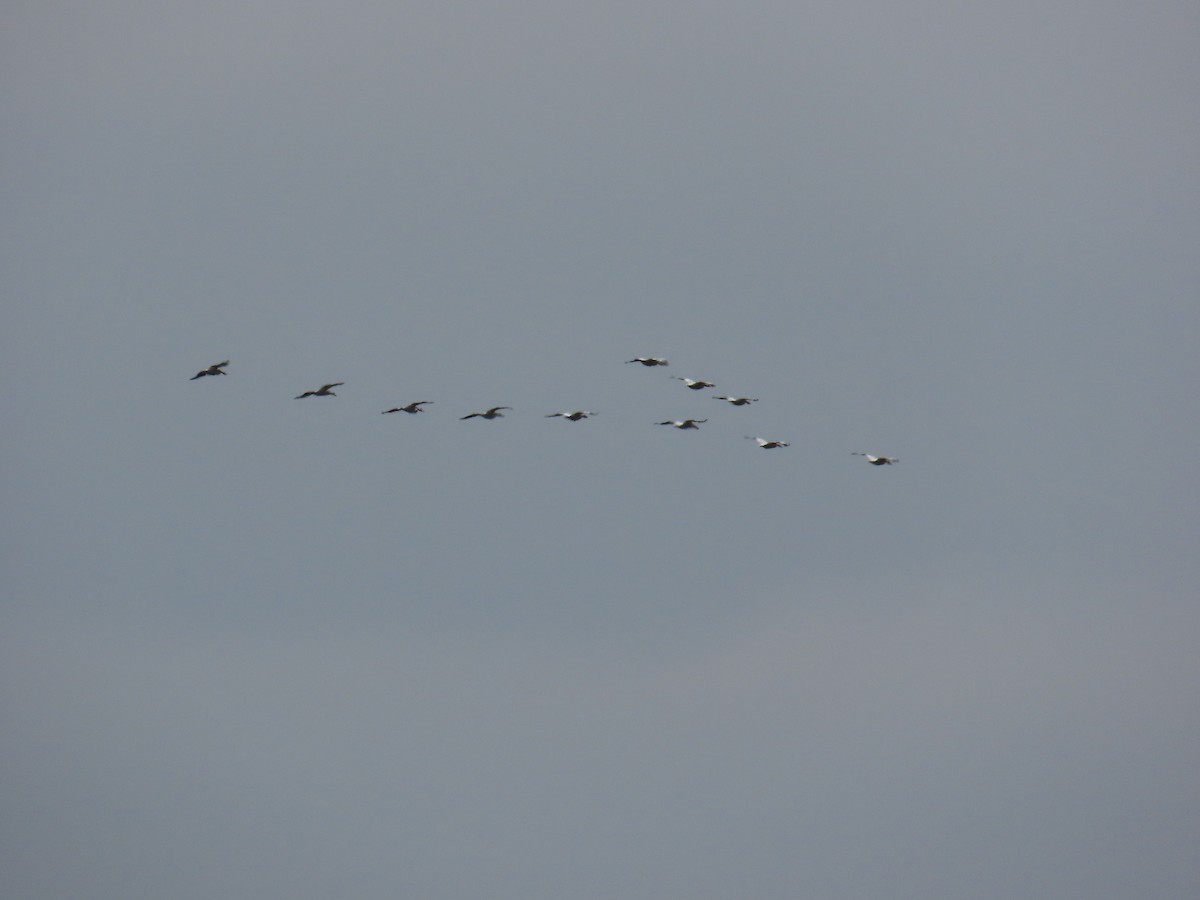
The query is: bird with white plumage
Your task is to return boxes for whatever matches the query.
[852,453,898,465]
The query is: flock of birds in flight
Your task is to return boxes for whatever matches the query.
[190,357,898,464]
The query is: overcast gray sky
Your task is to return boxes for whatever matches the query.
[3,2,1198,898]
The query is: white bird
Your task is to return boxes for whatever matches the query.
[674,377,715,390]
[545,410,596,421]
[852,453,898,465]
[382,401,432,414]
[461,406,512,420]
[626,357,669,367]
[295,382,343,398]
[658,418,707,430]
[746,436,790,449]
[714,395,758,406]
[190,360,229,380]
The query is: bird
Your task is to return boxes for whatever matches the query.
[658,418,707,430]
[674,377,715,390]
[545,410,596,421]
[714,395,758,406]
[295,382,343,398]
[461,406,512,420]
[626,357,669,367]
[852,453,898,465]
[190,360,229,380]
[746,436,790,449]
[382,401,432,414]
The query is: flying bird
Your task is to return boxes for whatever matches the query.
[626,357,669,367]
[658,418,707,430]
[674,377,715,390]
[190,360,229,380]
[714,395,758,406]
[852,453,898,465]
[746,436,790,449]
[295,382,343,398]
[461,406,512,420]
[545,410,596,421]
[382,401,432,414]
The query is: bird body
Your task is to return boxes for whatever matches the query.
[382,401,432,414]
[852,453,898,465]
[714,396,758,406]
[675,377,715,390]
[461,406,512,420]
[545,410,595,421]
[295,382,344,398]
[658,418,707,430]
[746,436,790,449]
[190,360,229,380]
[626,357,669,367]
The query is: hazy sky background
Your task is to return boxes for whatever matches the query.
[3,2,1198,897]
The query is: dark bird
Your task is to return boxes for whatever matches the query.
[626,357,669,367]
[295,382,344,398]
[852,453,898,465]
[545,410,596,421]
[190,360,229,380]
[382,401,432,414]
[461,406,512,420]
[674,377,715,390]
[658,418,707,430]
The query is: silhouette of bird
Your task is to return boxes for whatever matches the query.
[545,410,596,421]
[746,436,790,449]
[190,360,229,380]
[714,395,758,406]
[658,418,707,430]
[382,401,432,414]
[674,377,715,390]
[626,357,669,367]
[461,406,512,420]
[295,382,343,398]
[852,453,898,465]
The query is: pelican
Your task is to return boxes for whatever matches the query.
[658,418,707,430]
[295,382,343,398]
[545,410,596,421]
[852,453,898,465]
[461,406,512,420]
[382,401,432,414]
[674,377,715,390]
[626,357,669,367]
[746,436,790,449]
[714,396,758,406]
[190,360,229,380]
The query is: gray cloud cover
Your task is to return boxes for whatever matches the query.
[3,2,1198,897]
